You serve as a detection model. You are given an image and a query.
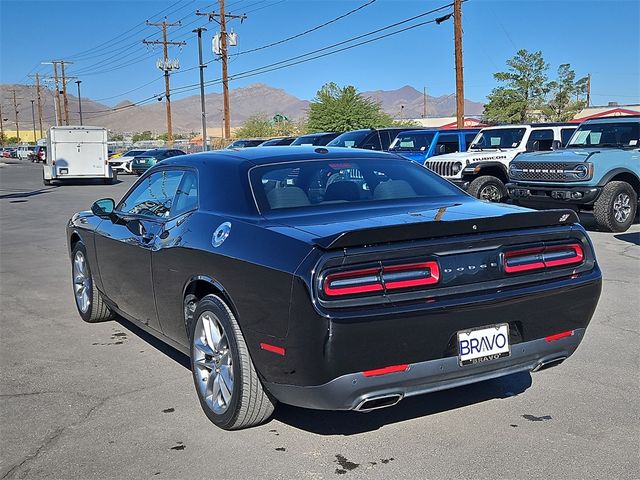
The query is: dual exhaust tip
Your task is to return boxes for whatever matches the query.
[355,393,403,412]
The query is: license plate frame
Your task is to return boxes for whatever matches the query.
[457,323,510,367]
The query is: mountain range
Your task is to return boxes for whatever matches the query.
[0,83,484,134]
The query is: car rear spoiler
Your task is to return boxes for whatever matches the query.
[313,209,580,250]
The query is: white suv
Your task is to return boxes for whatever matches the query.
[425,123,577,201]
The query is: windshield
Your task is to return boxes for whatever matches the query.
[327,130,370,148]
[470,128,526,149]
[250,158,461,213]
[389,132,436,152]
[291,135,319,145]
[567,122,639,148]
[124,150,145,157]
[228,140,263,148]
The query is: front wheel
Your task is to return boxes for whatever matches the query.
[593,181,637,232]
[71,243,114,323]
[188,295,275,430]
[468,175,507,202]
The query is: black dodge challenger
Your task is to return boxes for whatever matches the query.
[67,146,602,430]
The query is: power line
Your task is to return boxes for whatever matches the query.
[55,2,456,122]
[236,0,376,56]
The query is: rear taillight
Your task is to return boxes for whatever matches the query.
[504,243,584,274]
[323,261,439,297]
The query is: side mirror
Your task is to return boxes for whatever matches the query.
[91,198,115,217]
[551,140,563,150]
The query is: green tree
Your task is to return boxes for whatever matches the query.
[132,130,155,142]
[6,136,20,144]
[543,64,588,121]
[306,83,393,132]
[109,132,124,141]
[235,114,274,138]
[484,49,550,123]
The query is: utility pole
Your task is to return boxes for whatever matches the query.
[34,74,44,138]
[586,73,591,107]
[10,89,21,142]
[193,27,208,151]
[43,62,63,126]
[60,60,73,125]
[143,19,186,146]
[0,104,5,146]
[423,86,427,118]
[76,80,83,125]
[454,0,465,129]
[197,3,246,140]
[30,100,37,143]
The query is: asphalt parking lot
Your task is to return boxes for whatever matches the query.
[1,161,639,479]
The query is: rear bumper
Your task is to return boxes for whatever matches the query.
[507,182,601,206]
[265,328,585,411]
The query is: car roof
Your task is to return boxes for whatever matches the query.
[397,128,481,134]
[582,115,640,124]
[298,132,337,137]
[160,145,397,168]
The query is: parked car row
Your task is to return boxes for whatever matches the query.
[108,148,186,175]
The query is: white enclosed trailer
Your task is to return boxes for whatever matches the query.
[43,126,116,185]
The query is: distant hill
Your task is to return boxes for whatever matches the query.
[0,83,484,134]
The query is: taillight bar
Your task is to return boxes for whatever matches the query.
[504,243,584,274]
[323,261,440,297]
[323,267,383,297]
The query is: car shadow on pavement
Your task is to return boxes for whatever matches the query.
[614,231,640,245]
[115,312,533,434]
[0,186,57,200]
[115,317,191,370]
[273,372,532,435]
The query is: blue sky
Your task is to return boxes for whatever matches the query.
[1,0,639,107]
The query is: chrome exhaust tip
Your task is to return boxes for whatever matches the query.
[355,394,403,412]
[532,356,567,372]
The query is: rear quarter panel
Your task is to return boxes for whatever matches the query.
[151,211,314,347]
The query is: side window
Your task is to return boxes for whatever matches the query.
[464,133,477,149]
[361,132,382,150]
[117,170,184,218]
[380,131,393,150]
[172,171,198,216]
[435,134,460,155]
[561,128,575,146]
[527,129,554,151]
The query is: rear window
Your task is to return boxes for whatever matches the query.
[250,158,461,212]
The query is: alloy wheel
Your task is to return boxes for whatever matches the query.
[613,193,631,223]
[193,312,234,414]
[73,251,91,313]
[480,184,501,201]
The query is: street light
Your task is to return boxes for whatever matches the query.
[75,80,83,126]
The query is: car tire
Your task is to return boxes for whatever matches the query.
[71,243,115,323]
[593,181,637,233]
[188,294,275,430]
[468,175,507,202]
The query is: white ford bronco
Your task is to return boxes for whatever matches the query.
[425,123,577,201]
